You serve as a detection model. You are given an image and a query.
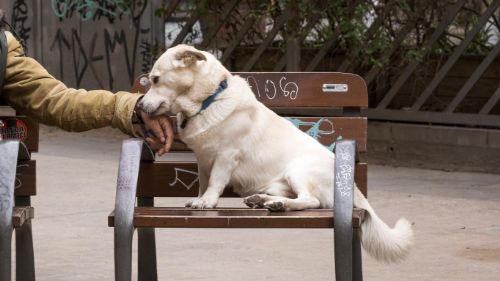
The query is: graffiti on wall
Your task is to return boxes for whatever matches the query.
[11,0,31,46]
[47,0,158,90]
[50,0,146,22]
[6,0,161,91]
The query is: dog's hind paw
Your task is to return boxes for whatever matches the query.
[243,194,266,208]
[264,200,286,212]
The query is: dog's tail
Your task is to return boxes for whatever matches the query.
[354,187,413,263]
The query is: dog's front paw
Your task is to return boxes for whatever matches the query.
[185,198,198,208]
[243,194,266,208]
[188,197,218,209]
[264,200,286,212]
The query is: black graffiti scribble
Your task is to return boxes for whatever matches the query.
[51,0,148,25]
[139,39,154,74]
[50,28,95,87]
[12,0,32,43]
[104,29,132,89]
[50,29,71,81]
[71,29,90,87]
[50,27,151,90]
[104,26,151,89]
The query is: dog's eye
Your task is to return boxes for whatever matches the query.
[151,76,159,84]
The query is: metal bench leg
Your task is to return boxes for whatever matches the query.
[334,140,357,281]
[114,139,144,281]
[137,197,158,281]
[115,225,134,281]
[138,228,158,281]
[0,227,12,281]
[0,140,19,281]
[0,228,12,281]
[334,226,353,281]
[353,230,363,281]
[15,197,35,281]
[16,220,36,281]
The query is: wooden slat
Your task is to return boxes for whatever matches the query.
[137,161,367,198]
[236,72,367,108]
[12,206,34,228]
[131,72,368,108]
[108,207,365,228]
[0,116,39,152]
[170,117,367,153]
[479,86,500,114]
[285,117,367,152]
[14,160,37,196]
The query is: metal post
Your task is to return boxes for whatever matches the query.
[334,140,357,281]
[15,197,36,281]
[137,197,158,281]
[114,139,143,281]
[0,140,20,281]
[353,230,363,281]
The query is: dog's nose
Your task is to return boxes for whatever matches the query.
[137,98,145,110]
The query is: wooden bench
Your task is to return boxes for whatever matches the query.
[109,72,368,281]
[0,112,38,281]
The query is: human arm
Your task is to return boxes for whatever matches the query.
[2,31,173,154]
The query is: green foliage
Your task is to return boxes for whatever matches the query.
[153,0,499,70]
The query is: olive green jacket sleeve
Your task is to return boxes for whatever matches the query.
[2,31,141,135]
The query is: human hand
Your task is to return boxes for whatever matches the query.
[136,110,174,156]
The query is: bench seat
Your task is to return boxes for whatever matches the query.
[108,207,365,228]
[12,207,35,228]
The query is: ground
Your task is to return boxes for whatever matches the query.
[13,125,500,280]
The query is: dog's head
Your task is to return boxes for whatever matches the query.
[138,45,229,117]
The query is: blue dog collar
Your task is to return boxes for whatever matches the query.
[181,79,228,129]
[201,79,227,111]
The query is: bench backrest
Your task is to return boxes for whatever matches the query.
[0,102,38,197]
[132,72,368,198]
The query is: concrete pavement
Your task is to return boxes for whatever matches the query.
[16,125,500,281]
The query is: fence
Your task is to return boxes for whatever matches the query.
[159,0,500,128]
[2,0,500,127]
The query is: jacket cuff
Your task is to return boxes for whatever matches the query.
[112,91,143,136]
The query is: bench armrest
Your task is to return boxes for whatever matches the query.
[0,140,21,278]
[114,139,144,230]
[0,140,19,230]
[113,139,155,280]
[333,139,358,281]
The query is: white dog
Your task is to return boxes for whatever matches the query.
[138,44,413,263]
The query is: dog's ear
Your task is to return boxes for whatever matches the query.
[175,50,207,67]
